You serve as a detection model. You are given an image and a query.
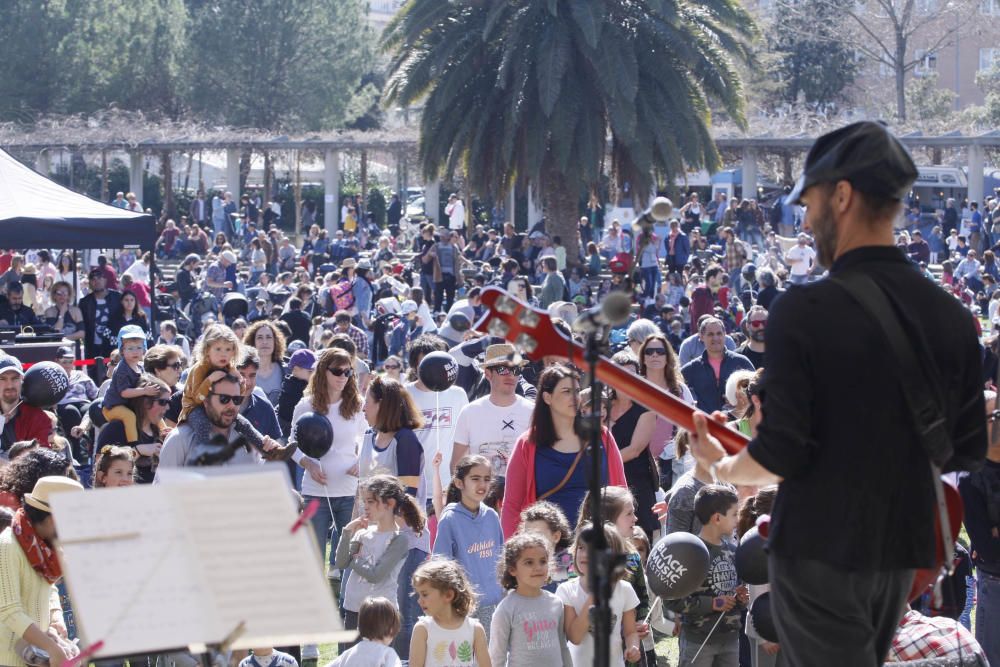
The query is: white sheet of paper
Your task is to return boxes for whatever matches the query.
[52,470,349,657]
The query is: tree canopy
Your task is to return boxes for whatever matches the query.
[0,0,375,131]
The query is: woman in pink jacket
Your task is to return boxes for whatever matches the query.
[500,364,628,537]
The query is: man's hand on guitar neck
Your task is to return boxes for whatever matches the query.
[689,412,783,486]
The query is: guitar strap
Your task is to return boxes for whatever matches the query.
[832,271,956,583]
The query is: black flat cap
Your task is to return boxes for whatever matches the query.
[789,121,918,204]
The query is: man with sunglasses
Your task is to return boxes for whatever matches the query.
[451,344,534,498]
[157,373,262,475]
[736,305,767,369]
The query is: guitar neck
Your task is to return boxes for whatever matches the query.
[565,345,750,456]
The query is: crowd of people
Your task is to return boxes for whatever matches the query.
[0,156,995,667]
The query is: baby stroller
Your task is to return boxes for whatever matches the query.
[187,291,219,339]
[155,293,193,338]
[221,292,249,327]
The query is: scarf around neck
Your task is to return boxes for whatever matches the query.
[12,508,61,584]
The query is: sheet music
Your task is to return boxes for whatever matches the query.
[173,471,348,648]
[53,486,216,656]
[51,471,350,658]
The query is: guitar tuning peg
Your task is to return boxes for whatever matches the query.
[488,319,511,338]
[517,310,540,328]
[495,296,517,315]
[514,333,538,355]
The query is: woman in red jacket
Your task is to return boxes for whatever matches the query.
[500,364,627,537]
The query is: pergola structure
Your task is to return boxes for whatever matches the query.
[1,114,998,233]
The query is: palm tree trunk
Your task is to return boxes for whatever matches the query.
[542,169,582,268]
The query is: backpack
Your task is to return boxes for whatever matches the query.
[330,280,355,312]
[609,252,632,274]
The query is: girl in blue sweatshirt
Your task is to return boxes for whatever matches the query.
[433,455,504,641]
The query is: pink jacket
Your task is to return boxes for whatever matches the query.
[500,427,628,538]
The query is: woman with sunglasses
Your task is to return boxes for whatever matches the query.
[381,355,403,382]
[42,281,85,341]
[290,348,366,585]
[638,333,694,491]
[500,364,628,537]
[95,375,171,483]
[606,351,661,541]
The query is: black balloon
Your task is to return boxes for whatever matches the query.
[22,362,70,408]
[646,531,711,599]
[735,526,769,585]
[750,592,779,642]
[292,412,333,459]
[418,351,458,392]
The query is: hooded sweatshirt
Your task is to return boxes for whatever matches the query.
[433,501,504,606]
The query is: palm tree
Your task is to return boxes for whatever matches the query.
[383,0,755,265]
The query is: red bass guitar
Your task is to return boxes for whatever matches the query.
[474,286,961,602]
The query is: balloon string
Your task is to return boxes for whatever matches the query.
[434,392,440,458]
[691,611,726,663]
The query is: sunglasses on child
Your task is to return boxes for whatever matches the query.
[209,392,245,406]
[327,367,353,378]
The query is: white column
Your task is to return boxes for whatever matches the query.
[35,151,50,177]
[129,151,144,202]
[968,144,985,207]
[324,149,340,235]
[424,180,440,226]
[528,184,543,230]
[225,148,241,201]
[508,186,516,226]
[742,147,759,202]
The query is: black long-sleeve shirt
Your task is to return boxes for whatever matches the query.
[959,460,1000,575]
[747,246,986,571]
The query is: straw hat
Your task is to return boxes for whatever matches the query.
[24,476,84,513]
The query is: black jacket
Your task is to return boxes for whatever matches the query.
[79,289,123,357]
[747,247,986,570]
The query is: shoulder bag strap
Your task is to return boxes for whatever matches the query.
[537,445,587,501]
[831,270,955,575]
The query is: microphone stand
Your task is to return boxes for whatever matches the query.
[578,327,624,667]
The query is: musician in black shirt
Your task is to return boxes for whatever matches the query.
[687,122,987,667]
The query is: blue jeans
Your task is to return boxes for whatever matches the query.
[977,570,1000,667]
[640,265,660,300]
[303,495,354,572]
[394,548,429,661]
[420,273,435,308]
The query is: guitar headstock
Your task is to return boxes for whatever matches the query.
[474,287,576,361]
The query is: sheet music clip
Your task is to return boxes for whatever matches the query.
[291,499,320,534]
[220,621,247,654]
[191,621,246,667]
[65,639,105,667]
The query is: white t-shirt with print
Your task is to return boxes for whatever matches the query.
[555,578,640,667]
[784,244,816,276]
[453,394,534,477]
[406,381,468,491]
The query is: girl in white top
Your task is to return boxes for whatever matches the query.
[556,523,641,667]
[335,476,426,651]
[409,558,491,667]
[290,348,367,567]
[328,597,403,667]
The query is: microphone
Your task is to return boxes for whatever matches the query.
[572,292,633,333]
